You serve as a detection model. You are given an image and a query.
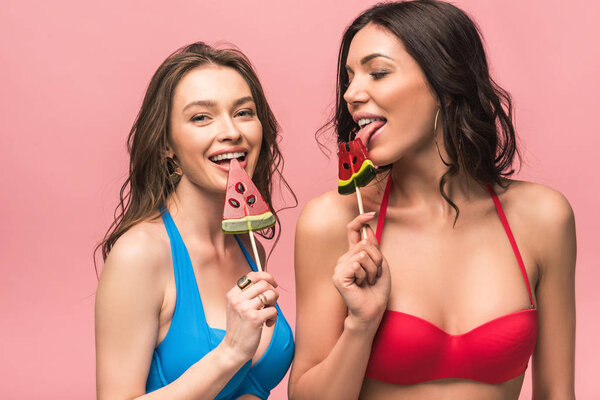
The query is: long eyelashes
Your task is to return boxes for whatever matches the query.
[344,71,389,89]
[371,71,389,80]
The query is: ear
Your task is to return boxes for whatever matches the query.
[436,96,451,108]
[162,143,175,159]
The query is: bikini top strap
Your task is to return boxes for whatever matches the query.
[160,208,185,293]
[160,207,210,323]
[483,183,535,308]
[376,174,393,245]
[233,234,283,314]
[233,234,259,272]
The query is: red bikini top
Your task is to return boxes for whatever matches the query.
[365,176,538,385]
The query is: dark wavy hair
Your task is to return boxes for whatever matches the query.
[319,0,520,222]
[96,42,295,269]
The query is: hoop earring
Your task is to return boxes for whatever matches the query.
[166,157,183,183]
[433,108,451,166]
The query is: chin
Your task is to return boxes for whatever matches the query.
[369,149,401,168]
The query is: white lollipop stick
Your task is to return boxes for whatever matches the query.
[245,205,263,272]
[354,183,368,240]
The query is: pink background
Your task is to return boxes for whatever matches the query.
[1,1,598,398]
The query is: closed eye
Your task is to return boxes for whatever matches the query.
[371,71,389,80]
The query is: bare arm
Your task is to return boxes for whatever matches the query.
[288,198,390,399]
[530,189,576,399]
[95,231,278,400]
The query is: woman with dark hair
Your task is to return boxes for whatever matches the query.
[95,42,295,399]
[290,1,575,399]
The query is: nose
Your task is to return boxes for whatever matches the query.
[343,76,369,107]
[217,116,243,143]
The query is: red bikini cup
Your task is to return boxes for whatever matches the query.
[365,177,537,385]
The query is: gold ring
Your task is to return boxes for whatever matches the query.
[257,293,268,308]
[237,275,252,290]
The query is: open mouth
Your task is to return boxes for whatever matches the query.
[355,118,387,146]
[209,151,247,167]
[357,117,386,129]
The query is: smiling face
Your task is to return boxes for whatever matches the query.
[344,24,439,166]
[168,65,263,194]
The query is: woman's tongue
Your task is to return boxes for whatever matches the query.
[356,119,386,146]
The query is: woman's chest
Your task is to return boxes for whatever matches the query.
[377,214,538,333]
[156,255,276,365]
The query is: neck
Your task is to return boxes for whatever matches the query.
[165,177,231,251]
[388,141,481,219]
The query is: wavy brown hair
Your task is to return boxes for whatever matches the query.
[319,0,520,222]
[96,42,295,269]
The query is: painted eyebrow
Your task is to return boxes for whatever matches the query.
[182,96,254,113]
[345,53,394,72]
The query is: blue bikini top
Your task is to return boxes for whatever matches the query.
[145,209,295,399]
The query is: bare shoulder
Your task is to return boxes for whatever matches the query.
[297,189,357,239]
[98,217,171,304]
[96,217,171,397]
[497,179,576,270]
[295,189,358,279]
[498,179,575,228]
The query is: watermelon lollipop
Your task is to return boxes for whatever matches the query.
[338,138,377,239]
[222,158,275,271]
[338,138,377,195]
[222,159,275,234]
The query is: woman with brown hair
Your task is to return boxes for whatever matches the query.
[290,1,575,399]
[95,42,294,399]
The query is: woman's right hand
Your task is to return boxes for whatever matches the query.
[220,271,279,364]
[332,212,391,331]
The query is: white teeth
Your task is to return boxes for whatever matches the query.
[209,151,247,162]
[358,117,386,129]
